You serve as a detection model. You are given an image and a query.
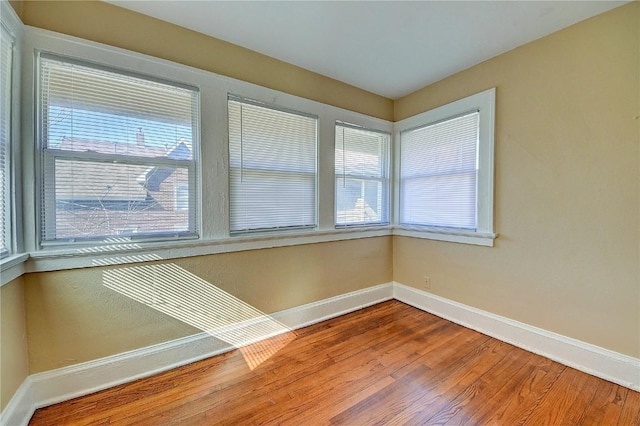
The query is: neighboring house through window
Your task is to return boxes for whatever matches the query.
[38,53,199,244]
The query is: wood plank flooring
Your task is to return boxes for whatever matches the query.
[29,300,640,425]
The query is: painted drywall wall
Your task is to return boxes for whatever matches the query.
[394,2,639,357]
[11,0,395,377]
[25,237,393,373]
[19,0,393,121]
[1,276,29,411]
[12,0,639,381]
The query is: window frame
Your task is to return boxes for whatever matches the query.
[227,94,319,235]
[334,121,390,228]
[9,24,489,279]
[393,88,496,247]
[0,1,23,262]
[0,23,14,259]
[9,25,393,277]
[40,149,198,243]
[35,52,201,247]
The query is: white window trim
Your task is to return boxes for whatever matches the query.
[0,0,23,275]
[227,95,319,234]
[0,25,499,284]
[36,52,201,245]
[334,121,391,228]
[27,226,392,272]
[40,149,199,243]
[393,88,497,247]
[0,25,394,281]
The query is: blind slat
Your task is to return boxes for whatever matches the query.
[400,112,479,229]
[335,123,389,226]
[0,27,14,257]
[228,98,317,233]
[39,55,199,243]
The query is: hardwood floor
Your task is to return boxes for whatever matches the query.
[29,300,640,425]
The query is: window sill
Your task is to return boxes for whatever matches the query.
[0,253,29,286]
[5,224,497,280]
[28,226,393,272]
[393,226,497,247]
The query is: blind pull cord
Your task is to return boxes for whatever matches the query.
[240,104,244,183]
[342,127,346,188]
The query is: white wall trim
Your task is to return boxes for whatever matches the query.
[0,378,34,426]
[3,282,639,425]
[0,283,393,426]
[27,227,392,273]
[392,88,496,241]
[273,282,394,330]
[393,226,496,247]
[0,253,28,287]
[393,282,640,392]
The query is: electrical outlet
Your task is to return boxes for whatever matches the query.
[423,276,431,290]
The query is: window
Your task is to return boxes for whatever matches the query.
[401,111,479,228]
[228,96,317,234]
[0,24,14,257]
[335,122,389,226]
[397,89,495,245]
[38,53,200,244]
[175,183,189,212]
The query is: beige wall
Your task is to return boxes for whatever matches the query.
[13,0,395,375]
[394,2,639,357]
[25,237,393,373]
[1,277,29,410]
[19,0,393,121]
[4,0,638,395]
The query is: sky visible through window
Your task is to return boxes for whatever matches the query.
[47,105,193,150]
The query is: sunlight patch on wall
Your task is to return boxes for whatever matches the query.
[102,263,296,369]
[92,253,163,266]
[79,238,145,253]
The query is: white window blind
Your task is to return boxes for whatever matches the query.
[0,26,13,257]
[228,96,317,233]
[39,54,200,244]
[400,111,479,229]
[335,122,389,226]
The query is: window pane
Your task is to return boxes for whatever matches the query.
[0,28,13,257]
[175,184,189,211]
[41,56,195,156]
[228,98,317,233]
[400,112,479,229]
[39,54,199,243]
[335,124,389,226]
[45,159,191,240]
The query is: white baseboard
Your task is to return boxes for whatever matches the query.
[273,282,394,330]
[0,282,393,426]
[3,281,638,425]
[393,282,640,392]
[0,378,34,426]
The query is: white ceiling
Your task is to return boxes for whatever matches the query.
[108,1,627,99]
